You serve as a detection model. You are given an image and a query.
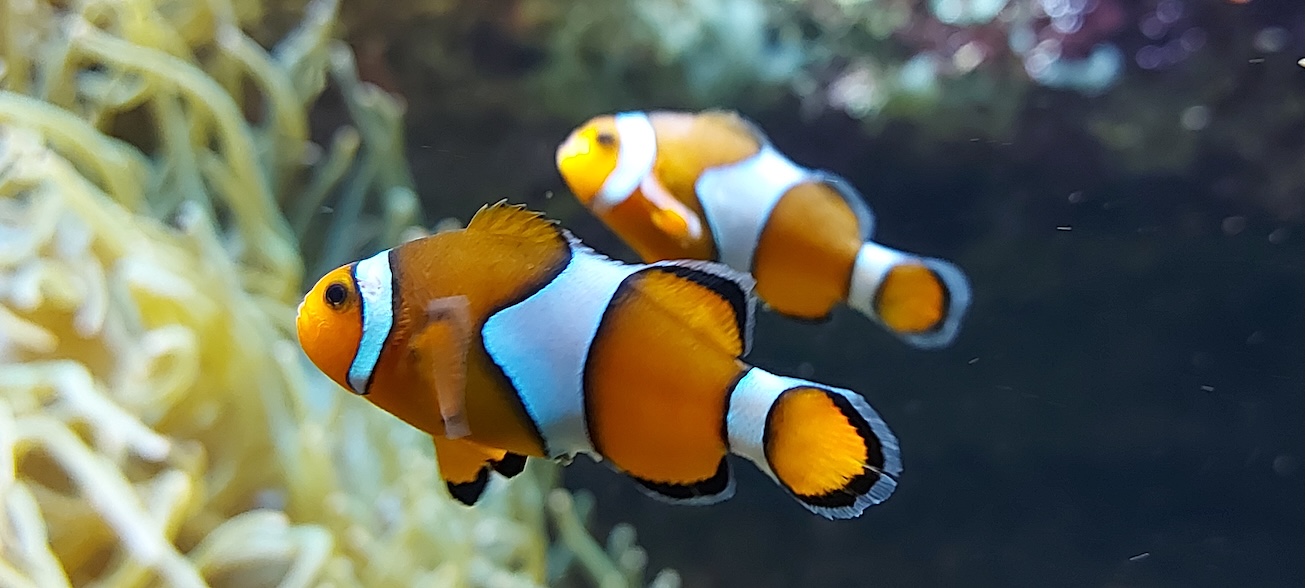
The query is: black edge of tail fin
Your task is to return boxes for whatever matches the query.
[776,386,902,519]
[724,368,902,520]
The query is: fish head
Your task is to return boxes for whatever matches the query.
[296,263,364,392]
[556,114,622,208]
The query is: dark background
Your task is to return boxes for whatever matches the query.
[396,105,1304,587]
[537,107,1303,587]
[369,2,1305,586]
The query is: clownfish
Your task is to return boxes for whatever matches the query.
[555,110,972,349]
[295,202,901,519]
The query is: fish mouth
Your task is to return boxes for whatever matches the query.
[293,297,309,344]
[555,132,590,168]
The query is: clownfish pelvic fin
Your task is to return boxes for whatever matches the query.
[846,241,972,349]
[409,295,474,439]
[432,435,527,505]
[725,367,901,519]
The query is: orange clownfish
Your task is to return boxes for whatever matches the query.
[296,202,901,519]
[555,110,972,349]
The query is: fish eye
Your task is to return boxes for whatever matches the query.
[324,282,348,308]
[595,131,616,147]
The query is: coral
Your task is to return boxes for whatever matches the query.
[0,0,671,586]
[1,123,546,586]
[788,0,1131,138]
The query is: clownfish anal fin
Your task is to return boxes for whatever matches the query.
[432,435,513,506]
[490,452,528,478]
[638,260,757,356]
[466,200,568,247]
[628,458,736,506]
[410,295,474,438]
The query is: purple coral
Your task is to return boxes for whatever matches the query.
[885,0,1131,93]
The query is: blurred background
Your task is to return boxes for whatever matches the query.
[2,0,1301,587]
[375,1,1303,584]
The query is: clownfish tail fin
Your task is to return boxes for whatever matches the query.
[725,368,901,520]
[846,241,972,349]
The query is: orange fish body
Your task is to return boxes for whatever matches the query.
[556,110,972,348]
[296,202,901,518]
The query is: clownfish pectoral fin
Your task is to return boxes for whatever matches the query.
[726,368,901,520]
[411,295,474,439]
[624,458,736,506]
[846,241,972,349]
[432,436,512,506]
[639,174,704,244]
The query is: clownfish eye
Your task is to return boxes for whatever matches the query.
[324,282,348,308]
[595,131,616,147]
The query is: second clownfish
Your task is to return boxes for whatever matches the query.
[555,110,972,349]
[296,202,901,519]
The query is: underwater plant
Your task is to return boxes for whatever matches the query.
[0,0,674,586]
[326,0,1300,223]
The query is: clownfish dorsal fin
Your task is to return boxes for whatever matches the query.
[466,200,569,247]
[697,109,771,147]
[632,259,757,357]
